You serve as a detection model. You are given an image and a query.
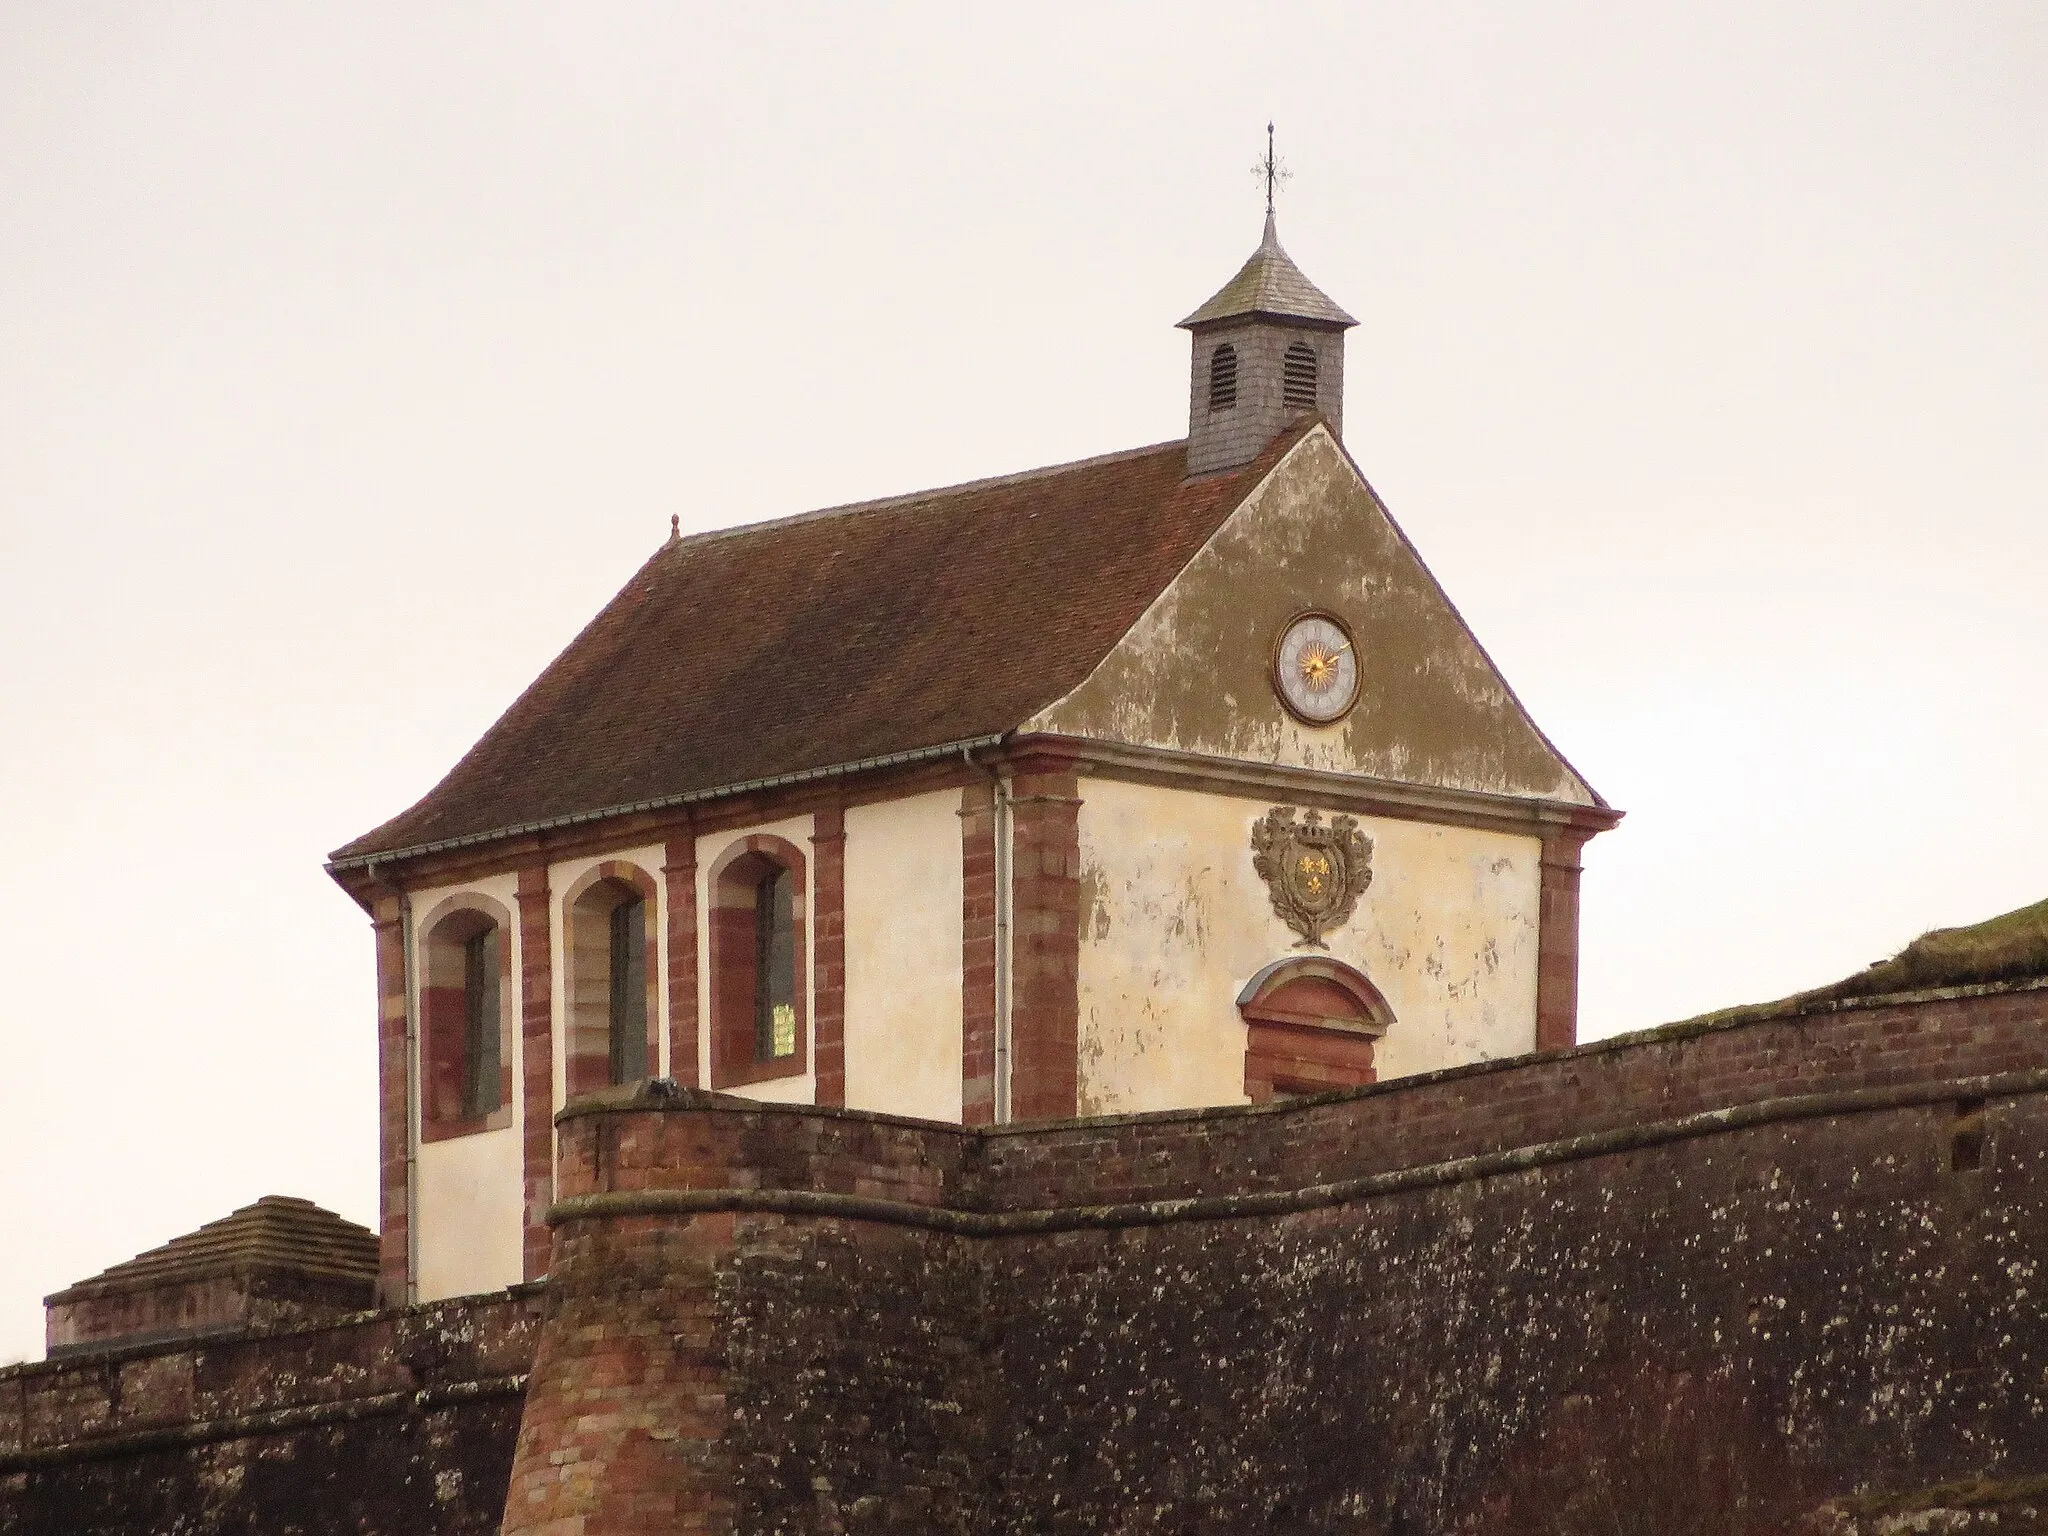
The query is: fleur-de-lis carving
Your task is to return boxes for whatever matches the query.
[1250,807,1374,947]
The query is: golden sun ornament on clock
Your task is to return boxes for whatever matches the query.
[1273,611,1359,725]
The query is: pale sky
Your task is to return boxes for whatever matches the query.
[2,3,2043,1364]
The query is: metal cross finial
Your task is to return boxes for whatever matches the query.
[1254,121,1291,214]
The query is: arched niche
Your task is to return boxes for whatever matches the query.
[562,861,661,1098]
[1236,956,1393,1104]
[705,833,809,1090]
[417,892,516,1138]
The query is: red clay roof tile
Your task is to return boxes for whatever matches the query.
[332,427,1312,863]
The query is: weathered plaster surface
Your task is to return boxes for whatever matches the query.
[1074,776,1540,1115]
[407,867,526,1302]
[416,1124,524,1303]
[695,814,817,1105]
[843,790,965,1122]
[1027,427,1596,805]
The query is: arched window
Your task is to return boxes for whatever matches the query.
[1282,342,1318,410]
[1237,956,1393,1103]
[565,865,660,1096]
[1208,343,1239,411]
[420,899,514,1137]
[708,836,808,1088]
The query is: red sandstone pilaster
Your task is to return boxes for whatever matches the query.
[1008,770,1082,1121]
[662,835,699,1088]
[516,865,554,1281]
[1535,831,1589,1052]
[372,895,410,1307]
[960,783,999,1126]
[812,806,847,1108]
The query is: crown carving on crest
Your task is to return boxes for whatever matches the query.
[1250,807,1374,948]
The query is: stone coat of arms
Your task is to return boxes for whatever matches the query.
[1250,806,1374,948]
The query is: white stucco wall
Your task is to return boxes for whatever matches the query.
[408,868,525,1302]
[1074,777,1542,1117]
[843,789,965,1122]
[696,814,817,1104]
[416,1125,523,1302]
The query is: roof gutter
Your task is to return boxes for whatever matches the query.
[327,734,1009,874]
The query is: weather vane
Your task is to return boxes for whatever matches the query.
[1253,121,1291,214]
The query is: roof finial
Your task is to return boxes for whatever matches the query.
[668,513,680,544]
[1254,121,1291,223]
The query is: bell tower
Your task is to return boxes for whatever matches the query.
[1179,147,1356,475]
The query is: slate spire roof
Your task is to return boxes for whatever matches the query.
[331,424,1319,866]
[1178,212,1357,332]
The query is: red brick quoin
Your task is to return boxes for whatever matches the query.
[811,806,847,1108]
[959,782,999,1126]
[515,864,553,1283]
[1535,828,1590,1051]
[1007,768,1082,1122]
[662,833,700,1089]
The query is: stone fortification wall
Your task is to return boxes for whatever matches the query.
[0,1286,541,1535]
[508,979,2048,1536]
[8,979,2048,1535]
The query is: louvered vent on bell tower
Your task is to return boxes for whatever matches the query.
[1209,345,1240,411]
[1178,211,1356,474]
[1282,344,1318,410]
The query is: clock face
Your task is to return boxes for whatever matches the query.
[1273,612,1359,725]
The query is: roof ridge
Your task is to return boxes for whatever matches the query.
[664,438,1189,553]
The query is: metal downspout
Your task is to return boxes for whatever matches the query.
[399,884,421,1304]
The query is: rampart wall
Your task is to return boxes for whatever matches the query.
[7,980,2048,1534]
[508,978,2048,1536]
[0,1286,541,1535]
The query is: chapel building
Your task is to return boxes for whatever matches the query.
[327,211,1620,1307]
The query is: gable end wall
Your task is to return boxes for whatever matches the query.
[1075,774,1542,1114]
[1028,428,1599,807]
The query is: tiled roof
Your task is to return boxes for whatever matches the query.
[333,426,1313,863]
[1178,213,1357,331]
[48,1197,379,1300]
